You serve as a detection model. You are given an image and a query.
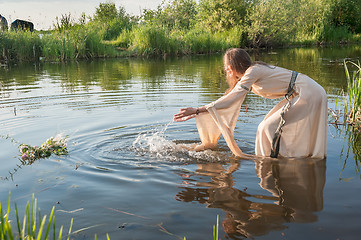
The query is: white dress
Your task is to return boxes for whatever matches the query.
[195,64,327,158]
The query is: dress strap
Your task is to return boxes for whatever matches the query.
[270,71,298,158]
[285,71,298,98]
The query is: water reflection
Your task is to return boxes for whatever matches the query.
[1,46,357,98]
[340,129,361,174]
[176,158,326,239]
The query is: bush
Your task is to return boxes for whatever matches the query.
[328,0,361,33]
[245,0,331,47]
[142,0,197,30]
[196,0,248,32]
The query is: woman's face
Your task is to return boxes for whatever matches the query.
[224,58,243,81]
[224,59,234,78]
[224,59,236,88]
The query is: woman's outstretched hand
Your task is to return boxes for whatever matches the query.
[173,107,197,122]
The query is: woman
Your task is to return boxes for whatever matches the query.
[173,48,327,159]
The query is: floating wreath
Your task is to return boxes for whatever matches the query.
[19,135,68,163]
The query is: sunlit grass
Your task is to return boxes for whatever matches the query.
[0,192,72,240]
[1,18,360,62]
[344,60,361,129]
[0,193,113,239]
[0,31,41,62]
[213,215,219,240]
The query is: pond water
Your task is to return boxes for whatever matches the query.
[1,45,361,240]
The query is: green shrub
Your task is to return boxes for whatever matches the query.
[196,0,248,32]
[328,0,361,34]
[142,0,197,31]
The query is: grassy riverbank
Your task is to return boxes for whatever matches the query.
[1,0,361,62]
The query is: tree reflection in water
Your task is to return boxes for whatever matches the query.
[176,158,326,239]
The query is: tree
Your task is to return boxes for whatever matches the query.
[246,0,330,47]
[93,1,135,40]
[328,0,361,33]
[142,0,197,30]
[196,0,249,32]
[94,1,118,22]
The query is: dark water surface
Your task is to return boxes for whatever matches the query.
[1,46,361,239]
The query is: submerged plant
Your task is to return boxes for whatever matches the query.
[19,135,68,163]
[335,61,361,176]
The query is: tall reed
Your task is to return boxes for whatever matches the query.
[0,31,41,62]
[0,192,72,239]
[42,25,118,62]
[344,60,361,129]
[129,25,178,56]
[124,24,243,56]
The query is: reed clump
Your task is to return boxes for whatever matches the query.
[344,60,361,130]
[115,25,243,56]
[0,193,72,240]
[42,25,117,61]
[0,31,41,62]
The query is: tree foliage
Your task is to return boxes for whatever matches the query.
[94,1,118,22]
[328,0,361,33]
[101,0,361,46]
[93,1,135,40]
[196,0,249,32]
[142,0,197,30]
[246,0,331,47]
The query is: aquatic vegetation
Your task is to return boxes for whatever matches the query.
[344,60,361,129]
[19,136,68,163]
[0,134,68,164]
[0,193,72,240]
[330,61,361,175]
[340,130,361,174]
[213,215,219,240]
[0,193,114,239]
[337,60,361,172]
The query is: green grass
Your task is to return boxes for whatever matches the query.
[0,31,41,62]
[0,25,119,63]
[0,193,113,239]
[2,0,361,63]
[213,215,219,240]
[0,192,72,240]
[344,60,361,129]
[41,25,118,61]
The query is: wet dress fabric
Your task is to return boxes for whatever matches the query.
[195,64,328,158]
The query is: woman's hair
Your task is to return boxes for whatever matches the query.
[223,48,272,94]
[223,48,252,94]
[224,48,253,75]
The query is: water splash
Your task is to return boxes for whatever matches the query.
[132,120,179,157]
[131,120,226,163]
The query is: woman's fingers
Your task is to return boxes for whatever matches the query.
[173,107,196,121]
[173,114,195,122]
